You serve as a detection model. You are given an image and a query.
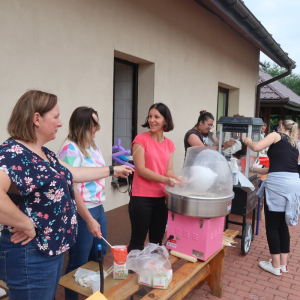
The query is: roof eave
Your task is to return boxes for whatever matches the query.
[194,0,296,69]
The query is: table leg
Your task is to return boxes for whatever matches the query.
[207,248,225,298]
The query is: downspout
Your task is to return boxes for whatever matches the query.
[255,65,293,117]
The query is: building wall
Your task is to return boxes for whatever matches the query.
[0,0,259,226]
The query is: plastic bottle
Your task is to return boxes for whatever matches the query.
[230,157,239,185]
[97,244,104,294]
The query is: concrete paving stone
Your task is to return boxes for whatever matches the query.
[223,284,238,294]
[273,296,289,300]
[233,273,256,283]
[222,291,245,300]
[228,266,249,276]
[229,282,251,293]
[288,294,300,300]
[242,280,265,292]
[278,285,299,296]
[268,277,292,288]
[249,288,274,300]
[264,287,289,298]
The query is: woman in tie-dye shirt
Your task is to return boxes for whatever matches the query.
[58,107,110,300]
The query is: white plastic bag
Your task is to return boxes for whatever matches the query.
[74,268,107,288]
[126,243,173,289]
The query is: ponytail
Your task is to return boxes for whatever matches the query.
[195,110,214,127]
[282,120,298,148]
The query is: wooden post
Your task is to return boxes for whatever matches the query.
[280,107,286,120]
[292,111,297,122]
[207,248,226,298]
[264,107,271,134]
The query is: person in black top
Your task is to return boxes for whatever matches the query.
[244,120,299,276]
[184,110,235,155]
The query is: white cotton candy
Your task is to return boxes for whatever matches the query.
[189,166,218,193]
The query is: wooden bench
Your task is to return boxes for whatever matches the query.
[59,229,238,299]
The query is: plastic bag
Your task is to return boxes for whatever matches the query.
[74,268,107,288]
[126,243,172,289]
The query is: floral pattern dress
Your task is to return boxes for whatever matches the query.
[0,138,77,256]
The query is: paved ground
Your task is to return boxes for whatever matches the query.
[55,214,300,300]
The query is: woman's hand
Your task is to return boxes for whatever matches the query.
[87,218,102,239]
[174,176,186,188]
[223,140,236,150]
[113,165,134,178]
[10,222,36,245]
[244,137,252,146]
[165,177,177,187]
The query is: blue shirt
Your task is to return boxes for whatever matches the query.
[0,138,77,256]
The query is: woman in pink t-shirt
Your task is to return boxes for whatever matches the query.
[128,103,179,252]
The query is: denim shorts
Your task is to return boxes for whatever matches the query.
[0,230,64,300]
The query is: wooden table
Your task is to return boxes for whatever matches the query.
[59,229,239,300]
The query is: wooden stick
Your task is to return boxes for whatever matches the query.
[170,250,198,263]
[104,266,114,278]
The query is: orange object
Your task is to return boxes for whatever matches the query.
[240,156,256,173]
[259,157,269,168]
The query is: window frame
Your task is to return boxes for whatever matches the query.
[113,58,139,144]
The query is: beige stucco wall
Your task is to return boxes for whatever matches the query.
[0,0,259,211]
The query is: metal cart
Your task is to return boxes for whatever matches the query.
[218,117,264,255]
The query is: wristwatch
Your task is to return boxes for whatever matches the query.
[109,165,114,176]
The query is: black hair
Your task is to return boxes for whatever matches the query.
[195,110,214,127]
[142,103,174,132]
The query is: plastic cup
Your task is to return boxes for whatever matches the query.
[90,274,101,294]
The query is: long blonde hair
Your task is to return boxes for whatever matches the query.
[282,120,298,148]
[68,107,100,157]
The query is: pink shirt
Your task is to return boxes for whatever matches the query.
[131,132,176,197]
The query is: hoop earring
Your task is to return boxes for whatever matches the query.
[35,125,41,131]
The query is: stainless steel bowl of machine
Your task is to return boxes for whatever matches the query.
[165,146,234,218]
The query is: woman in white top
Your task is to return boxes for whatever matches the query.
[58,107,133,300]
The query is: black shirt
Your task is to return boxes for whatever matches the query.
[268,132,298,174]
[184,128,215,155]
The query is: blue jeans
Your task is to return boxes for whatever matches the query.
[65,204,107,300]
[0,231,64,300]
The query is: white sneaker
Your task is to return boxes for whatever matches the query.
[259,260,282,276]
[269,259,289,273]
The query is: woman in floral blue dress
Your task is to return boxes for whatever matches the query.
[0,90,133,300]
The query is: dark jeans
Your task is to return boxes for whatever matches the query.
[65,205,108,300]
[264,195,290,254]
[128,196,168,252]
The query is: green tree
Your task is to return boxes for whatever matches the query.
[262,62,300,96]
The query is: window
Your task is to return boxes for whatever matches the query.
[217,87,229,131]
[113,58,138,150]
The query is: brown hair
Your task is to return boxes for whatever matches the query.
[194,110,214,127]
[7,90,58,143]
[68,107,100,157]
[282,120,298,148]
[142,103,174,132]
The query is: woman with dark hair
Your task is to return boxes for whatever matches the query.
[128,103,181,252]
[184,110,235,155]
[0,91,133,300]
[57,106,130,300]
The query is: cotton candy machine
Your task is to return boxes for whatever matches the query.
[165,147,234,261]
[166,147,234,218]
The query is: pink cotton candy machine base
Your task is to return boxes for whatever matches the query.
[166,211,224,261]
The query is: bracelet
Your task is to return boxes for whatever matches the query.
[109,165,114,176]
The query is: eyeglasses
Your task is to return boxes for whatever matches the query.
[206,123,214,128]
